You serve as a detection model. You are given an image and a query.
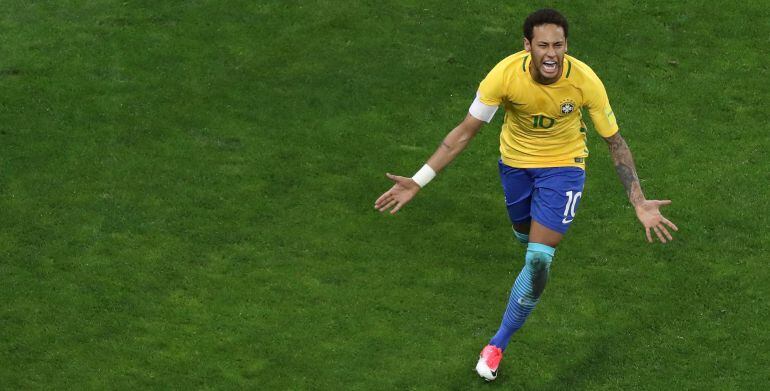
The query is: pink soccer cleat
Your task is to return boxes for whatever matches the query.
[475,344,503,381]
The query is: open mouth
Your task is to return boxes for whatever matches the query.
[542,60,558,73]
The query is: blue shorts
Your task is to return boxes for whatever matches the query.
[498,160,586,234]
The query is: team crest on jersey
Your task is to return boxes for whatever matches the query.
[560,99,576,115]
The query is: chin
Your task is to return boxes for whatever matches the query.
[540,68,561,81]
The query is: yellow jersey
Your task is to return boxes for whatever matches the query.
[477,51,619,169]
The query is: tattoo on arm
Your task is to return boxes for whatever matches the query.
[606,133,645,206]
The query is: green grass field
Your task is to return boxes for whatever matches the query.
[1,1,769,389]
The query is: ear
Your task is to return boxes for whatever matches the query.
[564,39,569,53]
[523,37,531,52]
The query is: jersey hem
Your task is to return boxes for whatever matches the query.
[500,156,586,170]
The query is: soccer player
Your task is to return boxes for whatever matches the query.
[373,8,679,381]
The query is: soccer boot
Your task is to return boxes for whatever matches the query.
[475,344,503,381]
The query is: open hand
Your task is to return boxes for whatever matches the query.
[374,173,421,214]
[634,200,678,243]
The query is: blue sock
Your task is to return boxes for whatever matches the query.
[489,243,555,350]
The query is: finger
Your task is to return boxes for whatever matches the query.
[375,192,393,208]
[656,200,672,206]
[659,224,673,241]
[386,173,407,184]
[380,199,397,212]
[645,227,653,243]
[378,199,398,213]
[374,193,388,208]
[661,217,679,231]
[390,201,404,214]
[652,225,667,243]
[388,173,417,187]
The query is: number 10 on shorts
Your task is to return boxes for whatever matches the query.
[562,191,582,224]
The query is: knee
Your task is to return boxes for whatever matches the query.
[525,243,555,272]
[525,251,552,272]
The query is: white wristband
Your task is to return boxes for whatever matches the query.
[412,164,436,188]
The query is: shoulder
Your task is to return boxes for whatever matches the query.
[494,50,530,69]
[564,54,605,87]
[485,50,530,80]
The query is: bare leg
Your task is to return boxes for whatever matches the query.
[528,220,563,248]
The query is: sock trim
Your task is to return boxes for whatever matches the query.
[527,242,555,256]
[513,230,529,244]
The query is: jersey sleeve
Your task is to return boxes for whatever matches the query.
[477,60,509,106]
[583,72,619,137]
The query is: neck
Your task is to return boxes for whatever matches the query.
[530,67,561,85]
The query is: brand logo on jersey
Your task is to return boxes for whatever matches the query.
[560,100,576,115]
[605,107,617,124]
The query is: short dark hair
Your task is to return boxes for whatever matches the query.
[523,9,569,41]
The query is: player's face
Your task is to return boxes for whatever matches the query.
[524,24,568,84]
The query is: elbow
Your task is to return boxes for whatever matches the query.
[604,132,627,152]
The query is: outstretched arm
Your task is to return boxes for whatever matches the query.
[604,132,679,243]
[374,113,485,214]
